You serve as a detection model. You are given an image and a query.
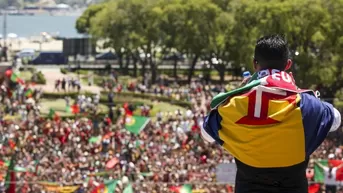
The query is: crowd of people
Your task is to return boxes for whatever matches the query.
[0,69,342,193]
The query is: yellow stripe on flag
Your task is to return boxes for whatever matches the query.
[59,185,79,193]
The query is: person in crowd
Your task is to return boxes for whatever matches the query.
[315,161,343,193]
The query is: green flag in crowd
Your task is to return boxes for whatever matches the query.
[314,159,343,183]
[10,72,19,82]
[125,116,150,135]
[170,184,192,193]
[105,180,118,193]
[123,183,133,193]
[25,89,33,97]
[65,105,71,113]
[88,136,101,143]
[48,109,55,119]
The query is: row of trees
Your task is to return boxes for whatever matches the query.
[76,0,343,99]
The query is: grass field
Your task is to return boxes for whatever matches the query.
[40,98,186,119]
[40,99,109,116]
[18,71,33,81]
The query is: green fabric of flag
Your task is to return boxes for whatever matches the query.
[314,160,327,183]
[210,79,260,109]
[180,184,192,193]
[105,180,118,193]
[48,109,55,119]
[125,116,150,135]
[88,136,101,143]
[10,73,18,82]
[14,166,26,172]
[25,89,33,97]
[123,183,133,193]
[141,172,153,177]
[65,105,71,113]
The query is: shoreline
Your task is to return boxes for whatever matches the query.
[7,39,110,53]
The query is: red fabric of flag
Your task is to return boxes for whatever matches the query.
[308,183,320,193]
[169,186,181,193]
[71,104,80,114]
[6,171,16,193]
[8,140,15,149]
[328,160,343,181]
[123,103,133,116]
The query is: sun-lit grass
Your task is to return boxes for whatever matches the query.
[40,97,186,120]
[40,99,109,116]
[18,71,33,81]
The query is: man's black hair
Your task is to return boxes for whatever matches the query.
[254,34,290,70]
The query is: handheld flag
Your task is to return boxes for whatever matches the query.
[59,186,79,193]
[5,149,17,193]
[170,184,192,193]
[91,180,118,193]
[71,104,80,114]
[125,115,150,135]
[48,109,60,121]
[10,72,24,85]
[65,105,71,113]
[24,89,33,98]
[123,183,133,193]
[314,159,343,182]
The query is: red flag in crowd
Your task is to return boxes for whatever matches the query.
[308,183,320,193]
[71,104,80,114]
[227,185,234,193]
[105,157,119,169]
[329,159,343,181]
[8,140,15,150]
[123,103,133,116]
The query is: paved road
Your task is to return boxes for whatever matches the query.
[24,64,209,70]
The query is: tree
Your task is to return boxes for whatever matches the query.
[90,1,131,74]
[77,0,343,99]
[75,3,105,34]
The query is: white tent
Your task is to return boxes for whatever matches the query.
[56,4,70,9]
[7,33,18,38]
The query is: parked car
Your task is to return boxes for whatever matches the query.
[15,48,36,59]
[29,51,68,65]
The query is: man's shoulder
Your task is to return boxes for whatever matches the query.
[299,92,333,111]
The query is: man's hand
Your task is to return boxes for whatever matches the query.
[239,77,252,87]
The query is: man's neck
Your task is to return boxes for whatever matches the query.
[257,69,284,79]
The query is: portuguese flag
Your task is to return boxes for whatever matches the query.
[170,184,192,193]
[125,115,150,135]
[10,72,24,85]
[314,159,343,183]
[25,88,33,98]
[48,109,60,121]
[91,180,118,193]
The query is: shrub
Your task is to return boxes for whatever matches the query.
[32,71,46,85]
[42,92,94,99]
[60,68,68,74]
[75,70,89,75]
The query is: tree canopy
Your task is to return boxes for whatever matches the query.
[76,0,343,99]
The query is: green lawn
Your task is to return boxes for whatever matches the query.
[40,97,186,120]
[18,71,33,81]
[40,99,109,116]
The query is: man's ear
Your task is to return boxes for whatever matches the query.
[253,59,258,71]
[284,59,292,71]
